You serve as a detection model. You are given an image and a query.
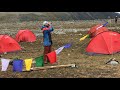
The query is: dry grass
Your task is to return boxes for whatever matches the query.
[0,20,120,78]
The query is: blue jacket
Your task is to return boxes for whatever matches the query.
[41,25,54,46]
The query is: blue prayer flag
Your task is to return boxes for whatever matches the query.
[13,59,23,72]
[64,43,72,48]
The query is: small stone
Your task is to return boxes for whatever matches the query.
[4,52,7,54]
[110,61,119,65]
[79,33,82,35]
[68,53,70,56]
[106,58,119,65]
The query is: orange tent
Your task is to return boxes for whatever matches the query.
[15,29,36,42]
[86,31,120,55]
[88,24,109,38]
[0,35,21,53]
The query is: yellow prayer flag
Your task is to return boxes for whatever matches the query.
[25,58,33,71]
[80,34,89,41]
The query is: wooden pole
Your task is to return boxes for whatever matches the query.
[23,64,76,72]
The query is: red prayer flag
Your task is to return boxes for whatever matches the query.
[46,51,57,64]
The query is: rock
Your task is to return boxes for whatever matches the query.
[106,58,119,65]
[71,64,76,68]
[109,61,119,65]
[68,53,70,56]
[79,33,82,35]
[4,52,7,54]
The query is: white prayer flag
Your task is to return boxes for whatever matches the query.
[96,25,103,30]
[55,46,65,55]
[1,58,10,71]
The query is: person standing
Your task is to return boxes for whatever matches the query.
[41,21,54,64]
[115,16,118,24]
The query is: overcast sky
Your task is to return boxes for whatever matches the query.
[116,12,120,14]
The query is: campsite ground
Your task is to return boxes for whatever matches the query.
[1,19,120,78]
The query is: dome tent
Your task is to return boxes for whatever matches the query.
[88,24,109,38]
[86,24,120,55]
[0,35,21,53]
[86,31,120,55]
[15,29,36,42]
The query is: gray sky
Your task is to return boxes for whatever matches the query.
[116,12,120,14]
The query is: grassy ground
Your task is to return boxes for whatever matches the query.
[0,20,120,78]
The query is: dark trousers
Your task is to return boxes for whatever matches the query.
[44,45,52,62]
[115,20,117,23]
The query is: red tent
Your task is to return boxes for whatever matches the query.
[88,24,109,38]
[86,31,120,55]
[0,35,21,53]
[15,29,36,42]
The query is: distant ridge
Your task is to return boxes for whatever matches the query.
[0,12,119,22]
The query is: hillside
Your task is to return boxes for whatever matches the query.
[0,12,119,22]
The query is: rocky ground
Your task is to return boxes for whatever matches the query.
[0,20,120,78]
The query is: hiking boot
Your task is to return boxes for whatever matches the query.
[44,61,48,64]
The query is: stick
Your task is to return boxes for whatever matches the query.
[23,64,76,72]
